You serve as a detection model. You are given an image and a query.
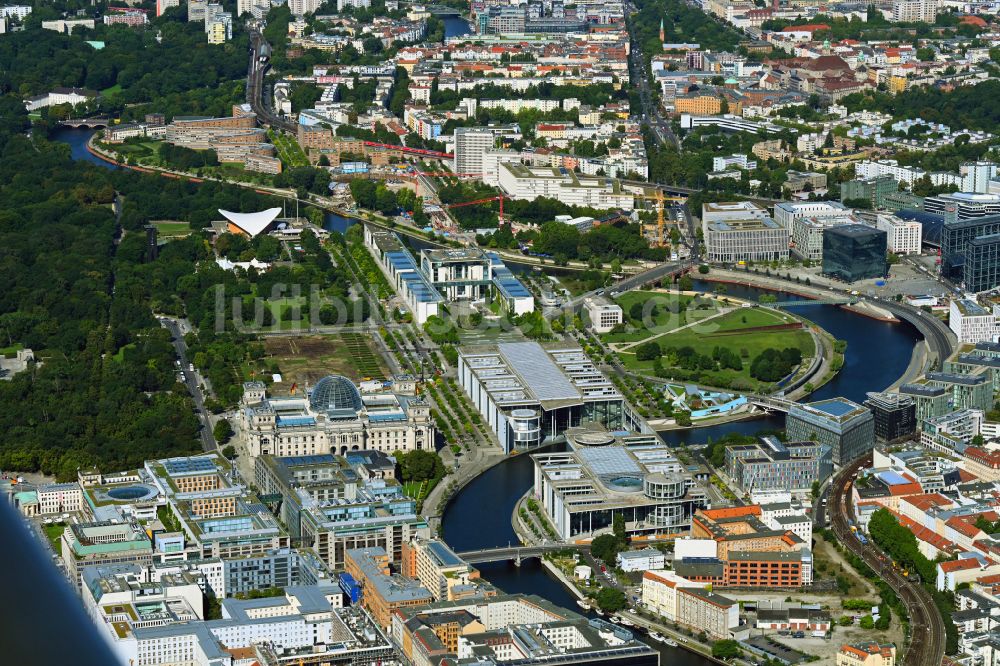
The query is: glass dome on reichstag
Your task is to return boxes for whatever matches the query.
[309,375,363,414]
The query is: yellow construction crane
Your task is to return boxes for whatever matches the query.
[634,190,686,248]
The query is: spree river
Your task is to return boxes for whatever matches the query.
[54,128,923,665]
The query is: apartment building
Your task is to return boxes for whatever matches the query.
[838,642,897,666]
[345,546,433,628]
[400,538,493,601]
[950,298,997,344]
[497,162,634,210]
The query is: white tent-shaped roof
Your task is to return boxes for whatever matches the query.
[219,207,282,237]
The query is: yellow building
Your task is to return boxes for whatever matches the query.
[837,643,896,666]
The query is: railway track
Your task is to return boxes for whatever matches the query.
[829,455,945,666]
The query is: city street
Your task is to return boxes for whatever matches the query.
[159,316,216,452]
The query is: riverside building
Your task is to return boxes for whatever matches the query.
[531,425,709,539]
[457,341,650,453]
[785,398,875,465]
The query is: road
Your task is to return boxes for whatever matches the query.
[159,317,217,452]
[829,454,945,666]
[247,31,297,133]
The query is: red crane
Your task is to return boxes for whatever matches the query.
[445,195,507,219]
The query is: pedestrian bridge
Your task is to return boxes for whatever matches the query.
[771,297,857,308]
[456,544,588,565]
[746,395,796,413]
[61,117,110,129]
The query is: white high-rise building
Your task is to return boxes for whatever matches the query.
[949,298,997,344]
[875,213,922,255]
[288,0,323,15]
[892,0,938,22]
[454,128,496,177]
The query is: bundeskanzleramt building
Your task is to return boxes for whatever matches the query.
[785,398,875,465]
[239,375,434,458]
[458,341,649,453]
[725,436,832,494]
[532,426,709,539]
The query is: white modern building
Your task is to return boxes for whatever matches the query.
[584,296,623,333]
[855,159,925,187]
[773,201,851,232]
[497,163,634,211]
[454,127,496,176]
[616,548,666,572]
[892,0,938,22]
[712,154,757,172]
[705,217,789,263]
[876,213,923,255]
[458,342,648,453]
[790,214,857,262]
[949,298,998,344]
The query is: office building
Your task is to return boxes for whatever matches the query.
[837,642,897,666]
[941,214,1000,280]
[841,176,898,210]
[675,586,741,639]
[420,247,535,315]
[898,383,951,422]
[725,436,833,494]
[364,226,442,324]
[531,426,709,539]
[400,537,494,601]
[165,106,275,166]
[705,216,789,264]
[864,392,917,443]
[950,299,997,343]
[458,342,647,453]
[786,398,875,465]
[497,162,634,211]
[453,127,495,176]
[702,201,770,229]
[61,521,153,589]
[773,201,851,232]
[146,454,289,561]
[876,213,922,255]
[584,295,623,333]
[924,371,994,412]
[790,213,858,262]
[926,193,1000,224]
[965,234,1000,293]
[822,224,887,282]
[616,548,667,572]
[393,595,659,666]
[253,453,430,570]
[345,546,434,628]
[239,376,434,459]
[920,408,983,452]
[84,563,390,666]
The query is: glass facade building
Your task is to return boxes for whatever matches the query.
[821,224,887,282]
[964,233,1000,293]
[785,398,875,466]
[941,214,1000,280]
[864,392,916,443]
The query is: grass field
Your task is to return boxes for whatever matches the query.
[270,130,309,168]
[44,523,64,555]
[101,83,122,95]
[601,291,707,344]
[152,220,192,237]
[263,334,386,388]
[616,305,815,390]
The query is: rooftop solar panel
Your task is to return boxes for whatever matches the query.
[498,342,580,403]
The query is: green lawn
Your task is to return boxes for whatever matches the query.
[270,130,309,168]
[152,221,192,236]
[617,307,815,391]
[101,83,122,95]
[44,523,64,555]
[602,291,712,344]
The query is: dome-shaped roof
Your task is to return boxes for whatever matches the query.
[309,375,363,413]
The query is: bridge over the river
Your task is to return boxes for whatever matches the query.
[61,117,110,129]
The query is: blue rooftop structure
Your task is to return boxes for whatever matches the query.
[813,399,859,417]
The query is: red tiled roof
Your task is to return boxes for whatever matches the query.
[939,558,981,573]
[901,493,953,511]
[782,23,831,32]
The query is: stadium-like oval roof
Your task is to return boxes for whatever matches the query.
[219,207,282,237]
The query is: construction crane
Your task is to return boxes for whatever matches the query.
[446,195,508,221]
[633,191,687,247]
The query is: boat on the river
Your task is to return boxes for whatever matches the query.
[649,632,664,642]
[576,600,589,610]
[664,638,679,647]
